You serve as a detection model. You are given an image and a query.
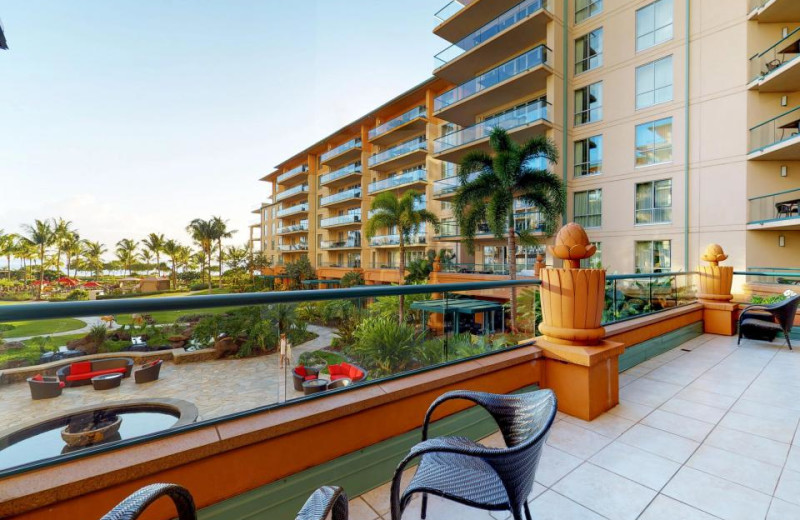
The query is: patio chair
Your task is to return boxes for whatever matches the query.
[27,375,65,400]
[134,359,163,384]
[390,389,557,520]
[738,294,800,350]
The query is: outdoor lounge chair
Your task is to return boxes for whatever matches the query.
[27,375,65,400]
[293,365,320,391]
[390,389,557,520]
[57,358,134,387]
[738,295,800,350]
[134,359,163,384]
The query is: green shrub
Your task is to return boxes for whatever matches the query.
[283,257,315,290]
[87,324,108,343]
[189,283,208,291]
[319,300,354,326]
[65,289,89,301]
[350,317,418,377]
[0,324,15,333]
[340,271,364,288]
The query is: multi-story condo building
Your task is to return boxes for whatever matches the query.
[253,0,799,280]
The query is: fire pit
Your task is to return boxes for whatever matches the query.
[60,411,122,448]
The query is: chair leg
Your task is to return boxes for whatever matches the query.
[524,502,533,520]
[785,331,793,351]
[421,493,427,520]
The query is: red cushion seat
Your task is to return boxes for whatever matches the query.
[330,374,349,381]
[304,375,317,381]
[65,367,127,382]
[32,374,44,382]
[294,366,308,377]
[70,361,92,375]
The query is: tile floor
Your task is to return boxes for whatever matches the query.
[350,334,800,520]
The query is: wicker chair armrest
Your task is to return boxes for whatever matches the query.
[99,483,196,520]
[296,485,348,520]
[421,390,500,441]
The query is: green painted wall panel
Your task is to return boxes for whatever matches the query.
[618,322,704,372]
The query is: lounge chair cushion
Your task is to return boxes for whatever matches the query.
[304,375,317,381]
[294,366,308,377]
[65,367,127,382]
[70,361,92,375]
[32,374,43,381]
[742,318,782,331]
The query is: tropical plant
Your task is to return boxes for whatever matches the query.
[115,238,139,275]
[319,299,354,326]
[142,233,166,277]
[364,190,439,323]
[405,250,437,284]
[52,218,74,275]
[225,244,249,271]
[210,216,236,288]
[367,291,426,325]
[350,317,418,377]
[186,218,215,290]
[21,219,56,299]
[62,232,82,277]
[82,240,107,279]
[339,270,364,288]
[283,256,315,290]
[0,231,16,280]
[517,287,542,334]
[454,128,564,330]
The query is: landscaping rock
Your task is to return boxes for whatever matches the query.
[213,336,239,358]
[66,336,102,355]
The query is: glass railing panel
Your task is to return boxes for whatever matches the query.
[369,198,426,218]
[749,27,800,82]
[368,138,427,168]
[749,106,800,153]
[320,162,362,186]
[368,169,427,194]
[276,203,310,217]
[748,188,800,224]
[275,184,309,202]
[320,238,362,249]
[277,165,308,184]
[434,0,550,68]
[741,267,800,286]
[277,221,309,234]
[320,188,362,206]
[435,101,550,154]
[435,45,550,111]
[603,272,696,325]
[435,0,466,22]
[320,213,361,228]
[278,243,309,251]
[321,138,362,163]
[369,227,427,247]
[369,106,427,140]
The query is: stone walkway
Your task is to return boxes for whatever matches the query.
[350,334,800,520]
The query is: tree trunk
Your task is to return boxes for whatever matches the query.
[207,248,213,291]
[38,246,45,300]
[398,242,405,325]
[6,256,10,279]
[508,225,517,333]
[156,253,161,277]
[218,240,224,289]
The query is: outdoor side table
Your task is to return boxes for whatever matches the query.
[302,379,329,395]
[327,378,352,390]
[91,373,123,390]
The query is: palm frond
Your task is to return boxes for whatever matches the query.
[518,135,559,166]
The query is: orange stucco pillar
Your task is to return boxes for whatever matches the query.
[697,244,737,336]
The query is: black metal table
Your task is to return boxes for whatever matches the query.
[302,379,329,395]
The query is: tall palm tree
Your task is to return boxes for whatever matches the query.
[162,239,182,289]
[115,239,139,275]
[142,233,166,277]
[454,128,565,331]
[21,219,56,299]
[52,218,74,275]
[365,190,439,323]
[140,250,154,273]
[0,231,16,279]
[210,216,236,289]
[186,218,215,290]
[14,240,36,282]
[62,232,82,278]
[83,240,107,279]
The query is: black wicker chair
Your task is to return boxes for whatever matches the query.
[295,485,349,520]
[390,389,557,520]
[738,295,799,350]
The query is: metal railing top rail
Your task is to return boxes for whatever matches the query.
[606,271,695,281]
[755,26,800,58]
[748,187,800,201]
[749,105,800,132]
[747,266,800,271]
[734,270,800,278]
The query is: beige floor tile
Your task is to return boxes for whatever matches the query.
[659,397,727,424]
[534,445,583,487]
[402,494,497,520]
[617,424,700,464]
[663,467,772,520]
[638,495,719,520]
[553,463,656,520]
[605,400,654,422]
[561,412,636,439]
[704,426,790,467]
[774,469,800,507]
[686,444,783,495]
[674,387,737,410]
[528,490,606,520]
[545,421,612,460]
[719,411,798,443]
[349,497,380,520]
[619,378,683,408]
[644,365,700,386]
[767,498,800,520]
[784,445,800,473]
[640,409,715,442]
[589,441,681,491]
[527,482,547,502]
[730,398,800,424]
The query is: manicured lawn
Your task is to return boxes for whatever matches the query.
[188,288,234,296]
[114,306,235,326]
[0,332,88,367]
[2,318,86,339]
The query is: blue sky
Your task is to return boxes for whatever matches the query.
[0,1,442,255]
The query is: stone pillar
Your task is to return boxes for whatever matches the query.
[697,244,737,335]
[534,253,545,278]
[537,223,624,421]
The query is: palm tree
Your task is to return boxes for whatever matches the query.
[0,231,16,279]
[210,216,236,289]
[21,219,56,299]
[14,240,36,282]
[140,250,154,273]
[225,244,249,271]
[62,232,82,278]
[454,128,565,331]
[52,218,74,275]
[162,239,182,289]
[186,219,215,290]
[115,239,139,275]
[365,190,439,323]
[83,240,107,279]
[142,233,166,277]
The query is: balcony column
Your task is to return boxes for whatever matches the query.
[697,244,737,335]
[360,124,372,275]
[536,223,624,421]
[308,153,318,269]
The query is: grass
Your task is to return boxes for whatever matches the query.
[188,288,234,296]
[114,307,235,326]
[2,318,86,338]
[0,332,89,367]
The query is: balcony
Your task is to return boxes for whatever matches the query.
[278,243,308,252]
[320,237,362,250]
[274,183,309,203]
[432,171,479,199]
[367,169,427,195]
[433,0,552,84]
[368,197,426,218]
[276,164,308,186]
[368,106,427,147]
[748,27,800,92]
[368,137,428,172]
[320,213,362,229]
[434,0,523,44]
[748,0,800,22]
[434,100,552,163]
[319,162,362,188]
[748,105,800,160]
[277,221,309,235]
[747,188,800,230]
[320,138,362,168]
[434,45,552,126]
[276,202,309,218]
[369,231,427,247]
[436,211,544,241]
[320,187,362,208]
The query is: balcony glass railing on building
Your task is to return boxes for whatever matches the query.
[369,106,427,141]
[319,162,361,186]
[748,188,800,225]
[437,211,544,238]
[434,100,550,154]
[434,0,550,68]
[368,138,427,168]
[276,202,309,218]
[433,172,479,197]
[749,27,800,82]
[369,226,427,247]
[369,198,426,218]
[320,237,362,250]
[321,138,361,163]
[320,187,362,207]
[434,0,466,22]
[749,105,800,153]
[435,45,551,112]
[276,164,308,184]
[320,213,361,228]
[368,169,427,194]
[277,221,309,234]
[278,243,309,252]
[275,184,309,202]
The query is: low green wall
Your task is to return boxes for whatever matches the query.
[618,322,704,373]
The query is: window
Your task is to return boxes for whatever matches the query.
[441,201,453,211]
[636,179,672,224]
[636,0,673,52]
[636,117,672,167]
[576,0,603,24]
[574,189,602,228]
[580,242,602,268]
[574,82,602,125]
[575,28,603,74]
[574,135,602,176]
[635,240,671,273]
[636,56,673,109]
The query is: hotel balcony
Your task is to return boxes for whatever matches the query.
[320,213,361,229]
[276,164,309,186]
[320,187,362,209]
[436,211,544,241]
[320,137,362,168]
[276,202,309,218]
[368,106,427,147]
[320,237,362,250]
[433,0,552,84]
[274,183,309,204]
[748,0,800,22]
[434,0,523,43]
[319,162,362,188]
[277,220,309,235]
[747,188,800,230]
[368,197,426,218]
[748,105,800,160]
[277,242,309,252]
[367,168,427,195]
[368,137,428,172]
[434,99,552,163]
[369,231,427,247]
[434,45,552,126]
[432,172,479,200]
[748,27,800,92]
